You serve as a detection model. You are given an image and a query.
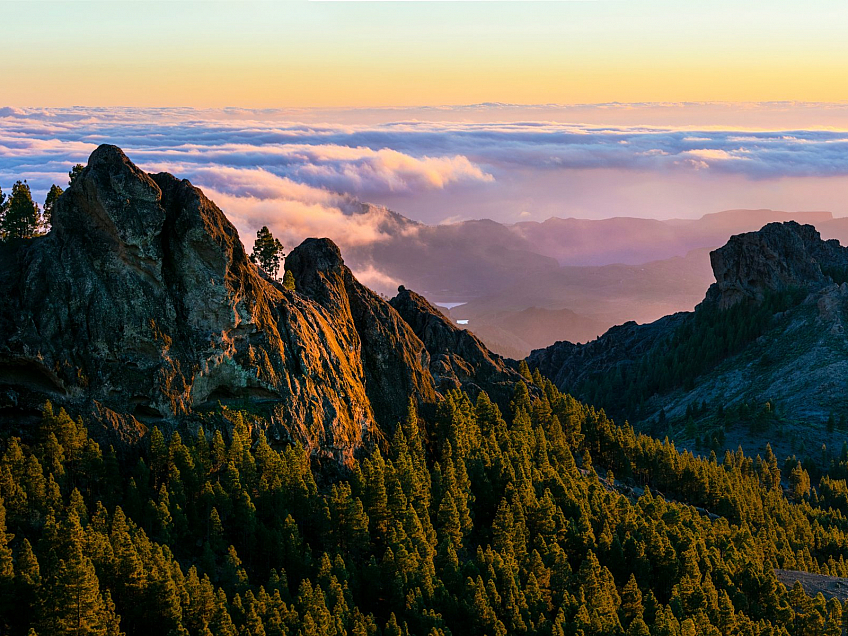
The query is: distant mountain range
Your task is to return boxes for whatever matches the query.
[344,206,848,356]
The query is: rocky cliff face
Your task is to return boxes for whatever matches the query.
[528,221,848,454]
[707,221,848,309]
[284,239,438,431]
[0,145,521,462]
[389,287,525,405]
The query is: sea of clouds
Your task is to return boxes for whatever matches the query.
[2,105,848,253]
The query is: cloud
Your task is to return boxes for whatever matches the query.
[290,146,493,194]
[4,106,848,188]
[349,265,402,296]
[2,105,848,241]
[208,189,394,251]
[0,107,26,118]
[141,165,402,251]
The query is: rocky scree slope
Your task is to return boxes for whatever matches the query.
[0,145,523,463]
[528,221,848,445]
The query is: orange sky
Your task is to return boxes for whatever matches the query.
[3,1,848,108]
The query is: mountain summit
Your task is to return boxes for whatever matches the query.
[0,145,523,462]
[707,220,848,309]
[529,221,848,456]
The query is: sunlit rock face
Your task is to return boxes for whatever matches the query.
[389,286,525,406]
[0,145,522,463]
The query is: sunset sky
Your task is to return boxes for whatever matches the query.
[5,0,848,108]
[2,1,848,248]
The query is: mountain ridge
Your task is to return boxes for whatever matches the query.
[343,206,848,356]
[0,144,524,463]
[528,220,848,457]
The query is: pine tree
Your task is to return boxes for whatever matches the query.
[43,184,63,229]
[620,574,643,627]
[42,402,87,462]
[764,443,781,491]
[283,269,296,291]
[68,164,85,186]
[790,462,811,500]
[2,180,41,239]
[717,589,736,633]
[212,430,227,472]
[42,519,116,635]
[15,538,41,633]
[0,496,15,628]
[16,538,41,587]
[210,588,238,636]
[251,226,284,280]
[209,508,226,552]
[626,617,650,636]
[221,545,249,592]
[436,490,463,550]
[109,506,146,618]
[149,426,168,486]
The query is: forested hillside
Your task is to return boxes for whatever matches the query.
[3,376,848,635]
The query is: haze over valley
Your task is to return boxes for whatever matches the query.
[4,106,848,356]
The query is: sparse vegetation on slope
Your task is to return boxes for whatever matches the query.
[575,287,806,419]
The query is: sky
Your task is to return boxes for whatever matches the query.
[3,1,848,107]
[1,1,847,251]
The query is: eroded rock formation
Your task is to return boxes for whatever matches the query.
[707,221,848,308]
[0,145,522,462]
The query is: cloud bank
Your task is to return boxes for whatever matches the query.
[2,105,847,249]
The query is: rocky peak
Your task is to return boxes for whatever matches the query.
[54,145,164,257]
[0,145,523,461]
[285,238,351,324]
[286,239,438,430]
[707,221,848,309]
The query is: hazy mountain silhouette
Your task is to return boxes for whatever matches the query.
[344,206,847,356]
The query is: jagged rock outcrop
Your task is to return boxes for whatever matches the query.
[389,286,525,405]
[531,219,848,392]
[0,145,521,462]
[707,221,848,309]
[528,221,848,459]
[285,239,437,429]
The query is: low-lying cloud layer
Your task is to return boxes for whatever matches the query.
[2,105,847,252]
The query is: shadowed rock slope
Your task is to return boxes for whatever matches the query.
[529,221,848,456]
[0,145,522,463]
[389,286,523,406]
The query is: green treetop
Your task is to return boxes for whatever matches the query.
[68,164,85,186]
[43,184,64,229]
[1,180,41,240]
[250,226,285,280]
